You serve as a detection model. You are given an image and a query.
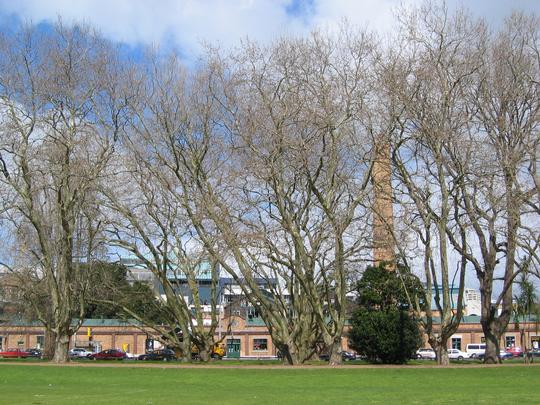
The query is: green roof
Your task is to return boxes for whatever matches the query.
[0,318,142,327]
[81,319,142,327]
[246,317,266,327]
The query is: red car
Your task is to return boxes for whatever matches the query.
[0,348,29,358]
[87,349,126,360]
[506,347,524,358]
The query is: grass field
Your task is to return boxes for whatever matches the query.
[0,363,538,404]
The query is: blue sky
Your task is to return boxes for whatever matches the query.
[0,1,538,61]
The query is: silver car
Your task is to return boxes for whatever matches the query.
[69,348,93,358]
[416,348,436,359]
[448,349,469,361]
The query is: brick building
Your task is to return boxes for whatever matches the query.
[2,312,538,357]
[0,319,149,354]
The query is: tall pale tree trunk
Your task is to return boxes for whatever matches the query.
[328,339,343,366]
[43,329,57,360]
[52,330,71,363]
[435,344,450,366]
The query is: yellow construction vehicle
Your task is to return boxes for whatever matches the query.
[173,343,225,360]
[192,343,225,360]
[212,343,226,359]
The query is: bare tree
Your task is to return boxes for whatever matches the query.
[101,158,224,361]
[117,30,376,364]
[193,32,376,365]
[387,3,486,365]
[0,22,128,362]
[456,11,540,363]
[95,54,230,362]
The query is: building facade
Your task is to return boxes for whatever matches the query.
[1,313,539,357]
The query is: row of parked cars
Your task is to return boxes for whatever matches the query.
[0,348,43,358]
[415,345,538,360]
[0,347,178,361]
[70,348,180,361]
[4,345,539,362]
[318,351,357,361]
[416,348,471,360]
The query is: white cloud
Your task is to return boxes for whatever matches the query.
[0,0,308,58]
[0,0,419,57]
[311,0,417,32]
[0,0,537,60]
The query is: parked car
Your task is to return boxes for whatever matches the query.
[138,349,177,361]
[416,348,436,360]
[465,343,486,359]
[319,351,357,362]
[341,351,357,361]
[87,349,126,360]
[506,346,524,358]
[69,348,93,359]
[448,349,469,361]
[478,350,513,361]
[123,352,137,360]
[500,351,513,360]
[527,348,540,358]
[499,350,514,360]
[0,348,29,358]
[26,348,43,358]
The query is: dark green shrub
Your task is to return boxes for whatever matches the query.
[349,307,422,364]
[349,263,423,364]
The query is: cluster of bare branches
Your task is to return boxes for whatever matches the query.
[389,3,540,364]
[97,31,378,365]
[0,3,538,365]
[0,22,130,362]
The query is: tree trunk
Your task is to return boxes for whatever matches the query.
[521,330,531,364]
[51,333,70,363]
[180,352,191,362]
[328,341,343,366]
[480,283,503,364]
[198,348,210,362]
[43,329,56,360]
[435,344,450,366]
[180,338,192,362]
[274,333,315,365]
[281,343,304,365]
[285,352,302,365]
[483,329,501,364]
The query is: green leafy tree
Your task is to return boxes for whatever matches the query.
[514,273,537,323]
[83,262,166,323]
[513,270,539,361]
[349,263,423,364]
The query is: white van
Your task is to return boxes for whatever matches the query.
[466,343,486,359]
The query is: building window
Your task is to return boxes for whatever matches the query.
[253,338,268,351]
[247,308,260,320]
[0,336,3,350]
[36,335,45,349]
[480,337,486,343]
[505,336,516,349]
[451,337,462,350]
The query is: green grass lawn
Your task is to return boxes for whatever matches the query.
[0,363,538,404]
